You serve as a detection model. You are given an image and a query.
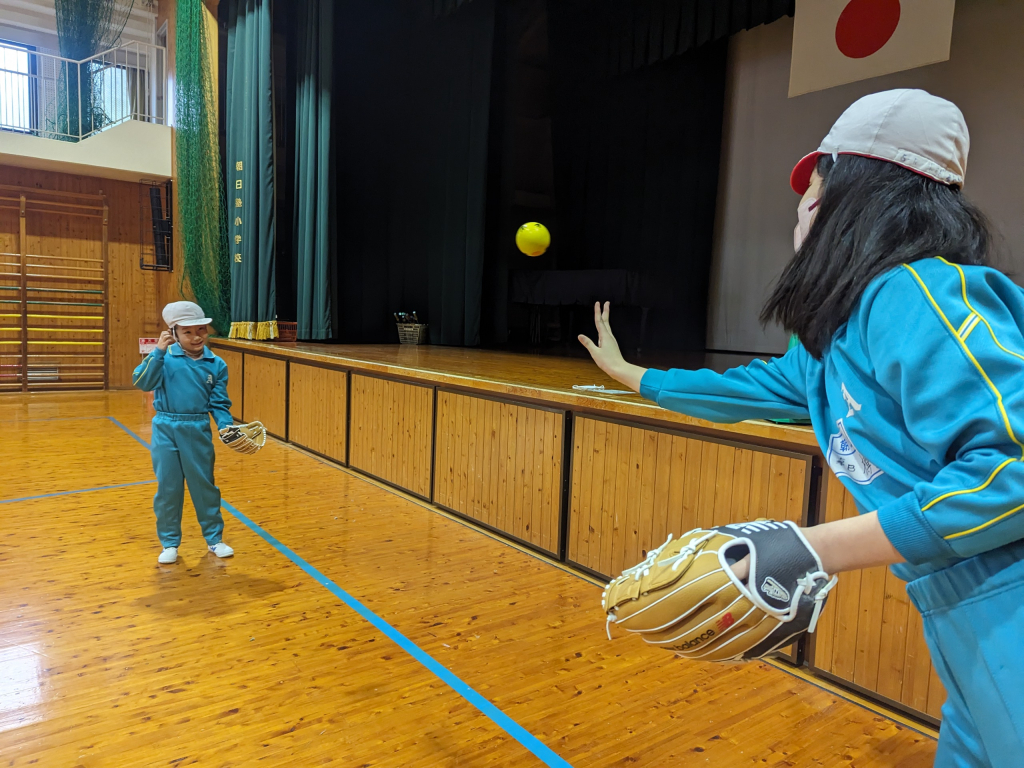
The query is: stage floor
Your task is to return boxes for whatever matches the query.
[223,340,761,389]
[0,390,938,766]
[491,341,769,375]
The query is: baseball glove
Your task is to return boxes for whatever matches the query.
[601,520,837,662]
[219,421,267,455]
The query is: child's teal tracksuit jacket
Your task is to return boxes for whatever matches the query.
[132,343,233,548]
[640,258,1024,766]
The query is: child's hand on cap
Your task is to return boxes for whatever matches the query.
[157,330,174,351]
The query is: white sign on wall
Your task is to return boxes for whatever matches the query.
[790,0,957,97]
[139,338,159,355]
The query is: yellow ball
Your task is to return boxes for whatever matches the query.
[515,222,550,257]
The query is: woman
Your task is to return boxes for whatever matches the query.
[580,89,1023,766]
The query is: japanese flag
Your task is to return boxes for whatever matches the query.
[789,0,957,97]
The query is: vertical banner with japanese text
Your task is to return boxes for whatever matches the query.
[226,0,278,340]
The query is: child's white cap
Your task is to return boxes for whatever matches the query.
[163,301,212,329]
[790,89,969,194]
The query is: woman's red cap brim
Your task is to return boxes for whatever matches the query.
[790,151,823,195]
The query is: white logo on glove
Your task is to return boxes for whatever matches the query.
[678,629,716,650]
[761,577,791,602]
[733,520,787,535]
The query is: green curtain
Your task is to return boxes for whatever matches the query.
[226,0,278,340]
[293,0,333,340]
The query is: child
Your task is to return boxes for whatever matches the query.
[133,301,235,564]
[581,89,1023,766]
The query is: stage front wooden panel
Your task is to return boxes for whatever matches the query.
[288,363,348,464]
[810,473,945,722]
[568,416,810,579]
[349,374,433,499]
[434,391,564,555]
[242,353,287,438]
[218,347,244,421]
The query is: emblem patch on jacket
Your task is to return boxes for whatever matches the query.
[827,418,883,485]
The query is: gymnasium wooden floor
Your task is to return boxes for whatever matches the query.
[0,391,938,767]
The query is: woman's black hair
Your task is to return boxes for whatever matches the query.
[760,154,991,359]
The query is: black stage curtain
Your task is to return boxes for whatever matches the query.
[332,0,495,345]
[293,0,334,340]
[442,0,792,59]
[550,43,728,349]
[571,0,792,75]
[542,2,729,351]
[481,0,554,345]
[331,0,788,348]
[483,0,792,351]
[434,0,475,16]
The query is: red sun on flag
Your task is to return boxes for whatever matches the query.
[835,0,902,59]
[789,0,956,97]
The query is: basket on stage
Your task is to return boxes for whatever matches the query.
[397,324,428,344]
[394,312,428,345]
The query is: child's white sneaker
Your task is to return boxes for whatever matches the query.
[209,542,234,558]
[158,547,178,564]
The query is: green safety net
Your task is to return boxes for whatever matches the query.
[54,0,133,58]
[175,0,231,335]
[53,0,134,140]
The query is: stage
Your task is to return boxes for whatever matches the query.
[208,338,944,725]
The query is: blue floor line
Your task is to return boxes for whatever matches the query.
[108,416,152,450]
[1,479,156,505]
[0,415,111,425]
[111,416,574,768]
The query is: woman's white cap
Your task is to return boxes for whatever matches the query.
[790,89,969,194]
[162,301,212,329]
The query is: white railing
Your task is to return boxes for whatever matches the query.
[0,41,166,142]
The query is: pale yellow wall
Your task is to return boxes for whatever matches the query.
[0,121,173,182]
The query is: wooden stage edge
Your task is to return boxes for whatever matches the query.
[208,338,945,726]
[208,339,819,450]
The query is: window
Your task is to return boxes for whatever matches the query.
[156,21,167,123]
[94,63,132,126]
[0,41,32,133]
[81,54,148,136]
[156,21,168,126]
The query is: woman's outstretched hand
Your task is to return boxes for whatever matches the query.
[578,301,648,393]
